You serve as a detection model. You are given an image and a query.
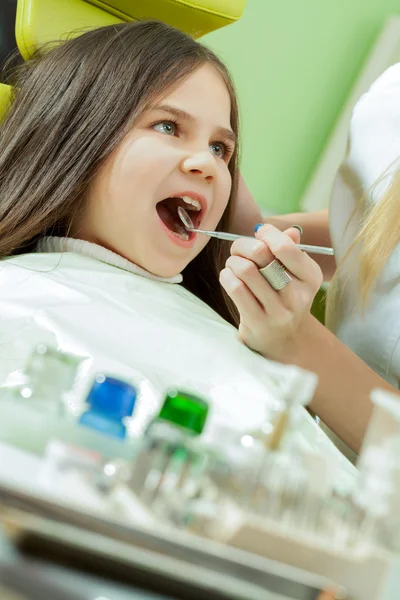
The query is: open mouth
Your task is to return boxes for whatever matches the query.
[156,196,203,241]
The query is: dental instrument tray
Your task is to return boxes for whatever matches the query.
[0,481,340,600]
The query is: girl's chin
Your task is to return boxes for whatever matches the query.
[142,257,187,279]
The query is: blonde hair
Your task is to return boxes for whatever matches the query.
[325,168,400,332]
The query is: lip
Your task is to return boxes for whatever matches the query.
[157,190,209,248]
[159,220,197,248]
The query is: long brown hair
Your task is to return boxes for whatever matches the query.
[0,20,239,326]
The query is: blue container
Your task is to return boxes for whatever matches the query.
[79,375,137,439]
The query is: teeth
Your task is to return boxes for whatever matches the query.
[174,230,189,241]
[173,222,190,241]
[181,196,201,211]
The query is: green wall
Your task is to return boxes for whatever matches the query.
[204,0,400,213]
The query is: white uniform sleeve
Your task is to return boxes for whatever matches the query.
[331,63,400,258]
[330,64,400,388]
[352,65,400,387]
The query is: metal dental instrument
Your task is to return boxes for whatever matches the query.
[177,207,334,256]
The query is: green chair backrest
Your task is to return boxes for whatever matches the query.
[0,0,246,121]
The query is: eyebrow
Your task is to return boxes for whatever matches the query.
[153,103,237,146]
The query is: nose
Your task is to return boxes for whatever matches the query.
[180,149,216,183]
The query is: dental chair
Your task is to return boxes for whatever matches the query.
[0,0,246,122]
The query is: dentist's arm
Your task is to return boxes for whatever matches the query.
[220,224,398,453]
[233,176,336,281]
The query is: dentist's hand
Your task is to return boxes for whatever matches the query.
[219,224,323,361]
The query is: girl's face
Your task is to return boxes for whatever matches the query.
[72,64,235,278]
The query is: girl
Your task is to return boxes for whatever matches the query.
[0,20,351,471]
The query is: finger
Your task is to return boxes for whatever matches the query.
[227,254,306,316]
[219,267,265,323]
[254,224,302,245]
[225,255,285,314]
[255,224,321,283]
[230,236,274,268]
[230,227,301,270]
[284,227,301,245]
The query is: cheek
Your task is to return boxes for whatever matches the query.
[214,168,232,216]
[108,137,172,192]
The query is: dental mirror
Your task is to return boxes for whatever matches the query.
[177,205,334,256]
[177,206,194,230]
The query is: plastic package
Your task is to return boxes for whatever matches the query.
[0,347,142,461]
[1,344,81,414]
[129,389,209,519]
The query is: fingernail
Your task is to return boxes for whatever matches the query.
[291,224,303,237]
[254,223,263,233]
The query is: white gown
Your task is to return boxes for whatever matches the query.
[0,236,354,482]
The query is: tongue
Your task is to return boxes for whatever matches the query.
[157,202,177,231]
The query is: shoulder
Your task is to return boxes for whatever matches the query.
[0,252,62,281]
[0,251,114,278]
[0,252,111,300]
[351,63,400,139]
[353,63,400,122]
[363,62,400,96]
[345,64,400,197]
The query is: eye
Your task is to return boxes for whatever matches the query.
[153,121,177,136]
[210,141,234,160]
[210,142,226,158]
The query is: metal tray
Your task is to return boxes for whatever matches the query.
[0,481,342,600]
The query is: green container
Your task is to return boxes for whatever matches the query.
[157,389,209,436]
